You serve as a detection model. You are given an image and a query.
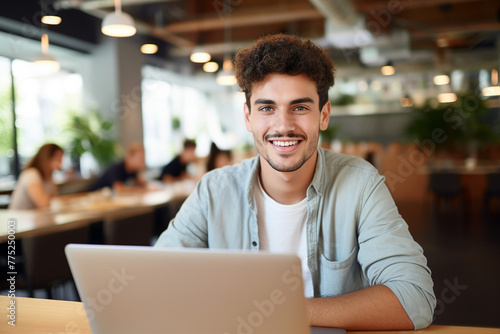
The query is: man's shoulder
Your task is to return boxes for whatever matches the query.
[201,155,258,187]
[320,148,375,173]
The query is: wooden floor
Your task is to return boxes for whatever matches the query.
[396,198,500,328]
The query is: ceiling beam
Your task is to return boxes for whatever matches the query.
[161,4,323,34]
[150,26,196,48]
[353,0,493,11]
[55,0,175,11]
[409,21,500,37]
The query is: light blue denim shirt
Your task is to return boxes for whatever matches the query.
[155,148,436,329]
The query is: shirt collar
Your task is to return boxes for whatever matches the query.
[246,147,326,209]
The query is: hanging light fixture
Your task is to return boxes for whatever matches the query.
[101,0,136,37]
[203,61,219,73]
[433,74,450,85]
[41,15,61,25]
[34,33,60,73]
[492,69,499,85]
[216,59,236,86]
[437,92,457,103]
[381,63,395,76]
[190,48,211,63]
[400,96,413,107]
[481,69,500,97]
[482,86,500,97]
[216,1,235,86]
[41,0,62,25]
[141,44,158,54]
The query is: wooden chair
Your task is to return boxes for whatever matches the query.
[428,172,468,218]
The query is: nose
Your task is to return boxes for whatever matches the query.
[272,110,295,134]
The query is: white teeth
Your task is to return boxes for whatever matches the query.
[272,141,298,147]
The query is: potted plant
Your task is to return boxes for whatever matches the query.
[404,92,499,162]
[319,123,340,149]
[66,109,118,172]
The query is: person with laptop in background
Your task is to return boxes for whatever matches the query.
[159,139,198,183]
[90,142,147,194]
[155,34,436,331]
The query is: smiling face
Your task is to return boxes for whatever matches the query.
[244,73,331,174]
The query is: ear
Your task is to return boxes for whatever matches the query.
[244,102,252,132]
[319,101,331,131]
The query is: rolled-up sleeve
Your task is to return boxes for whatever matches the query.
[357,171,436,329]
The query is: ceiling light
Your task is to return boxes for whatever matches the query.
[482,86,500,97]
[203,62,219,73]
[190,49,211,63]
[41,15,61,25]
[381,65,395,76]
[101,0,136,37]
[216,59,236,86]
[433,74,450,85]
[216,71,237,85]
[437,93,457,103]
[492,69,498,85]
[140,44,158,54]
[436,38,448,48]
[400,97,413,107]
[33,33,60,74]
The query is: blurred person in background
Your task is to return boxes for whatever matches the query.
[90,142,147,193]
[159,139,198,183]
[206,143,232,172]
[9,143,64,210]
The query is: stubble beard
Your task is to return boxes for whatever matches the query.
[257,133,319,173]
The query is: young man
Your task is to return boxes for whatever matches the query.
[155,34,435,330]
[90,142,147,193]
[159,139,198,183]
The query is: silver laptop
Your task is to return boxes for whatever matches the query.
[65,244,345,334]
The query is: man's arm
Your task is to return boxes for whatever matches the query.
[306,285,413,330]
[352,169,435,329]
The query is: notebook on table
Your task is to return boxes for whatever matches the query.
[65,244,346,334]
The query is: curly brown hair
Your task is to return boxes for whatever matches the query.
[234,33,335,110]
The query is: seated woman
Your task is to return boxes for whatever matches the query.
[8,143,64,210]
[206,143,232,172]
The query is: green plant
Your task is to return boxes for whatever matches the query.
[172,116,181,130]
[404,92,500,154]
[0,87,13,154]
[330,94,355,106]
[320,123,340,143]
[65,109,118,166]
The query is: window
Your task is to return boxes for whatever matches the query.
[0,56,83,183]
[0,57,13,181]
[141,65,251,170]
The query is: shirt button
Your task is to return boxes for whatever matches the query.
[252,241,257,247]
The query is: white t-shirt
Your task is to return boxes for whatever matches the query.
[8,168,56,210]
[254,178,314,298]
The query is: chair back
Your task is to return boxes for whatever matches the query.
[22,226,90,290]
[428,172,462,197]
[103,208,155,246]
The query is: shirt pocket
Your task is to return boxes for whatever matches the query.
[318,246,364,297]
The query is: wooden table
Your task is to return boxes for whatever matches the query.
[1,296,498,334]
[0,180,196,243]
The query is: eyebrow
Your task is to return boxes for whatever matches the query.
[253,97,315,105]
